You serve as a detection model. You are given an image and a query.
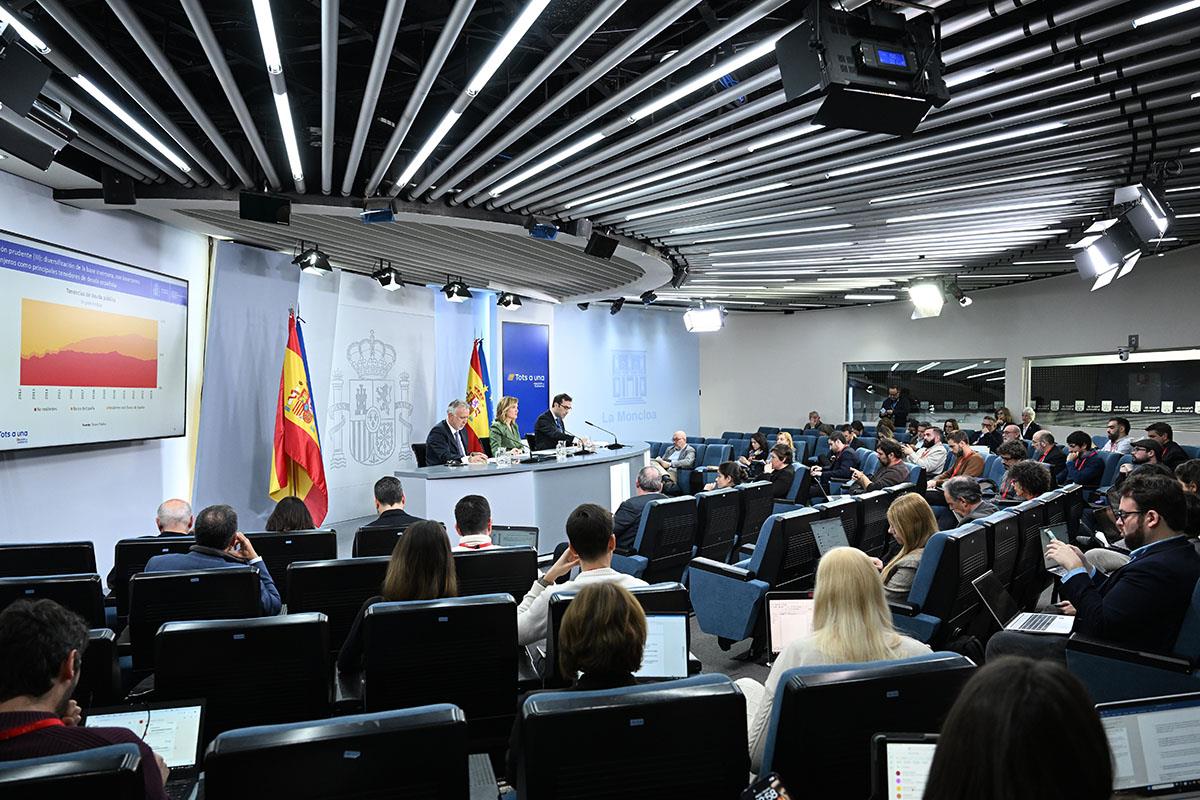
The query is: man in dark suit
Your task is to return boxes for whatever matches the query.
[1032,430,1067,486]
[533,393,582,451]
[426,400,487,465]
[987,474,1200,661]
[362,476,423,529]
[612,466,667,551]
[144,504,281,615]
[810,431,859,499]
[1146,421,1189,470]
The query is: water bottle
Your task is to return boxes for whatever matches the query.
[556,439,566,461]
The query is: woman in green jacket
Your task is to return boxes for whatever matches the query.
[490,395,525,455]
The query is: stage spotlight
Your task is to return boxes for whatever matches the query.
[1070,217,1142,290]
[683,303,724,333]
[1114,183,1173,242]
[640,290,658,305]
[292,242,331,275]
[609,298,625,315]
[441,277,472,303]
[908,282,944,320]
[372,260,403,291]
[497,292,522,309]
[670,264,690,289]
[947,283,973,308]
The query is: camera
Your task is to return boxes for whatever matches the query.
[1118,347,1130,361]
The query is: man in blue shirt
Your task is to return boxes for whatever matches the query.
[145,504,281,615]
[986,475,1200,661]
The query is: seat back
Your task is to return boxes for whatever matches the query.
[791,439,809,464]
[782,427,806,440]
[452,547,537,601]
[856,447,880,476]
[859,436,877,453]
[0,573,105,627]
[906,524,989,637]
[686,435,704,445]
[544,582,690,688]
[286,557,389,652]
[630,496,699,583]
[720,431,744,440]
[0,541,96,578]
[894,431,912,443]
[1092,434,1108,449]
[128,567,261,670]
[74,628,120,707]
[728,438,752,459]
[984,454,1007,486]
[0,743,144,799]
[352,526,407,557]
[703,437,725,445]
[814,496,861,549]
[1171,579,1200,661]
[411,442,428,467]
[517,674,748,800]
[1183,445,1200,460]
[203,705,469,800]
[1008,499,1050,609]
[976,510,1021,588]
[112,537,193,616]
[694,488,742,562]
[855,490,893,557]
[156,613,332,747]
[362,595,516,748]
[810,435,831,464]
[1039,491,1067,528]
[763,653,975,797]
[1098,450,1124,487]
[1058,483,1085,536]
[701,443,732,467]
[735,481,775,553]
[754,508,821,590]
[758,426,780,436]
[244,529,337,599]
[779,465,812,506]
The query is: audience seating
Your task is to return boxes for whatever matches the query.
[734,481,775,557]
[758,426,780,436]
[781,427,806,441]
[1184,445,1200,459]
[1096,451,1125,491]
[672,443,706,493]
[1100,454,1133,493]
[515,674,748,800]
[760,652,975,798]
[1058,483,1085,535]
[611,496,698,584]
[1008,499,1050,610]
[814,496,860,547]
[203,705,470,800]
[771,465,812,514]
[286,556,389,652]
[155,613,332,746]
[791,438,809,465]
[982,453,1006,487]
[889,524,989,646]
[452,546,537,601]
[127,567,261,670]
[690,508,820,644]
[720,430,743,440]
[685,435,703,444]
[702,436,725,445]
[111,537,193,617]
[244,529,338,598]
[855,447,880,476]
[976,509,1022,588]
[728,438,752,459]
[894,431,912,443]
[855,490,893,558]
[684,443,732,494]
[0,743,145,798]
[0,573,105,628]
[352,526,406,558]
[1092,434,1108,449]
[360,594,516,749]
[859,436,877,453]
[73,628,121,707]
[694,487,741,563]
[806,435,831,465]
[0,541,96,579]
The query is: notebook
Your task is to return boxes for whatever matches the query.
[636,613,690,680]
[765,591,815,662]
[1098,692,1200,798]
[86,701,204,800]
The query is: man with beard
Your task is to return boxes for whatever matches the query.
[901,425,948,477]
[1100,416,1133,455]
[0,600,171,798]
[986,475,1200,662]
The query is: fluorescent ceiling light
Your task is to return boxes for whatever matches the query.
[0,7,50,53]
[719,241,855,256]
[746,124,824,153]
[626,24,799,123]
[467,0,552,96]
[667,206,835,234]
[563,159,715,209]
[885,198,1073,224]
[957,274,1031,279]
[719,300,767,305]
[250,0,283,73]
[966,368,1005,379]
[72,76,190,172]
[867,167,1083,204]
[1149,237,1179,242]
[942,363,979,376]
[624,182,791,220]
[1165,185,1200,193]
[1133,1,1200,27]
[844,293,897,301]
[1011,260,1073,265]
[1176,213,1200,218]
[690,223,854,243]
[986,376,1006,382]
[396,110,463,187]
[272,92,305,181]
[890,363,900,372]
[686,285,772,290]
[490,131,606,196]
[827,121,1067,178]
[916,361,941,373]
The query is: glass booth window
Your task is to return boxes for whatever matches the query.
[847,360,1007,427]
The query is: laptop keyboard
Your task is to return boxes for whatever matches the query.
[1016,614,1056,632]
[165,781,196,800]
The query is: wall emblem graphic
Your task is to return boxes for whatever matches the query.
[327,331,415,468]
[612,350,647,405]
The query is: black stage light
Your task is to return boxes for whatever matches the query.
[497,292,522,309]
[609,298,625,315]
[372,260,403,291]
[292,242,331,275]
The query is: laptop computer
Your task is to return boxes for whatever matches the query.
[1098,692,1200,798]
[871,733,938,800]
[765,591,815,664]
[491,526,539,551]
[635,612,690,680]
[972,569,1074,635]
[85,700,205,800]
[810,518,850,556]
[1041,523,1071,576]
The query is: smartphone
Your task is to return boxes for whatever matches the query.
[1040,524,1069,571]
[741,773,793,800]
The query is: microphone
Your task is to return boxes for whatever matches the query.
[584,420,625,450]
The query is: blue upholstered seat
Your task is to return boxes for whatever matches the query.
[889,523,989,646]
[611,496,699,583]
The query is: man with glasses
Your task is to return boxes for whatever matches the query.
[652,430,696,492]
[1100,417,1133,455]
[992,440,1029,501]
[986,474,1200,662]
[972,415,1002,451]
[533,393,587,451]
[849,439,910,494]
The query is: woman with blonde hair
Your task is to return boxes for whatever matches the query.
[775,430,795,452]
[738,547,931,771]
[879,493,939,603]
[490,395,525,455]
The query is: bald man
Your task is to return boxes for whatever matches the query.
[654,431,696,491]
[1002,424,1022,443]
[105,498,194,590]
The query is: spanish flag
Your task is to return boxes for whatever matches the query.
[269,311,328,525]
[464,338,492,453]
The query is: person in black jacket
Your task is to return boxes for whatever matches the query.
[1146,421,1189,470]
[426,400,487,465]
[810,432,859,501]
[880,386,912,427]
[532,393,583,451]
[1018,407,1042,439]
[1031,430,1067,486]
[972,415,1003,452]
[987,474,1200,662]
[362,476,424,529]
[612,466,667,551]
[761,443,797,500]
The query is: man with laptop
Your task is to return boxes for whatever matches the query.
[452,494,495,550]
[0,599,171,799]
[987,475,1200,662]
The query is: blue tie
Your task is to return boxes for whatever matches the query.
[556,417,563,432]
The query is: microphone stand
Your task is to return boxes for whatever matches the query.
[584,420,625,450]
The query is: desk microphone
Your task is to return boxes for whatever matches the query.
[584,420,625,450]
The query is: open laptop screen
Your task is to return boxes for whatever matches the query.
[810,518,850,556]
[85,703,203,769]
[491,527,538,550]
[886,740,936,799]
[766,593,815,658]
[636,613,689,679]
[1099,693,1200,794]
[971,570,1020,628]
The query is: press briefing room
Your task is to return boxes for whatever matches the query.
[2,0,1200,797]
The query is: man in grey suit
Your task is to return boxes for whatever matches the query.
[612,466,668,551]
[653,431,696,490]
[942,476,999,526]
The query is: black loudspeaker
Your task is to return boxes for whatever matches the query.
[564,218,593,239]
[584,232,618,260]
[239,191,291,225]
[0,42,51,117]
[101,167,136,205]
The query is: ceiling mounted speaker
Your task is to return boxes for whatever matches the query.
[584,232,618,260]
[101,166,136,205]
[239,191,291,225]
[0,43,51,117]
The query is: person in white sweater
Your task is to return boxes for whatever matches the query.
[738,547,931,773]
[515,503,647,645]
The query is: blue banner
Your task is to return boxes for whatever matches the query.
[502,322,549,436]
[0,236,188,305]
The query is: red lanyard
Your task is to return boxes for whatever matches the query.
[1075,452,1096,471]
[0,717,64,741]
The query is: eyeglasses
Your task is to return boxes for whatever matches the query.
[1113,509,1148,523]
